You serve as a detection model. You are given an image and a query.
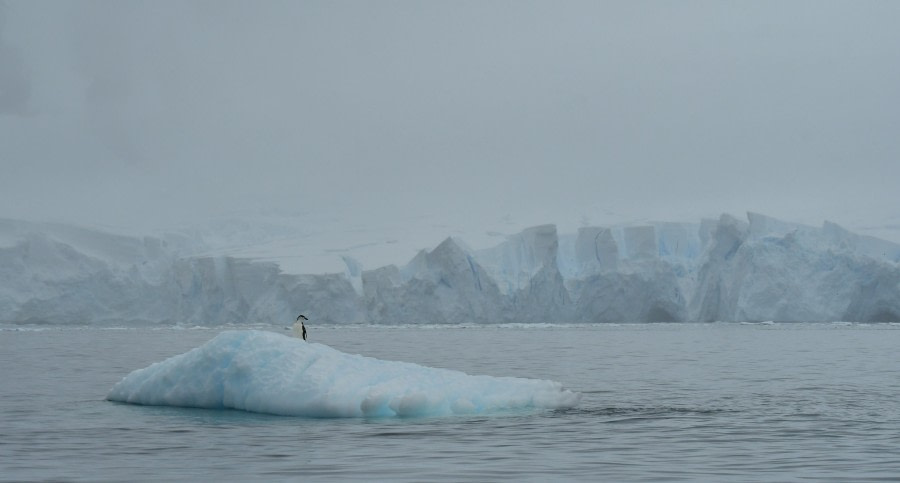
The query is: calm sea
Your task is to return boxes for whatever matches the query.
[2,323,899,481]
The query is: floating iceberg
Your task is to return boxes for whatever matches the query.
[107,330,581,417]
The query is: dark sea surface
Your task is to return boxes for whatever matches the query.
[2,323,899,481]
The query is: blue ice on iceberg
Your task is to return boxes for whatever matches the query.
[107,330,580,417]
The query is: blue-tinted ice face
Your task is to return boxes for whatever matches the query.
[107,330,580,418]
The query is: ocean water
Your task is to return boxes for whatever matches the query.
[2,323,900,481]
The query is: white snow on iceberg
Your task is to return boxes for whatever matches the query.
[107,330,580,417]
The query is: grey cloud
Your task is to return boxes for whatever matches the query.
[0,43,29,116]
[0,4,29,116]
[0,1,899,234]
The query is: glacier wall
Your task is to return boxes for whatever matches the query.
[2,213,899,325]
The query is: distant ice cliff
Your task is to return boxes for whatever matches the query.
[2,213,899,325]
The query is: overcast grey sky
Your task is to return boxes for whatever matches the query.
[1,1,899,235]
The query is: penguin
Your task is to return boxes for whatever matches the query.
[295,314,308,341]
